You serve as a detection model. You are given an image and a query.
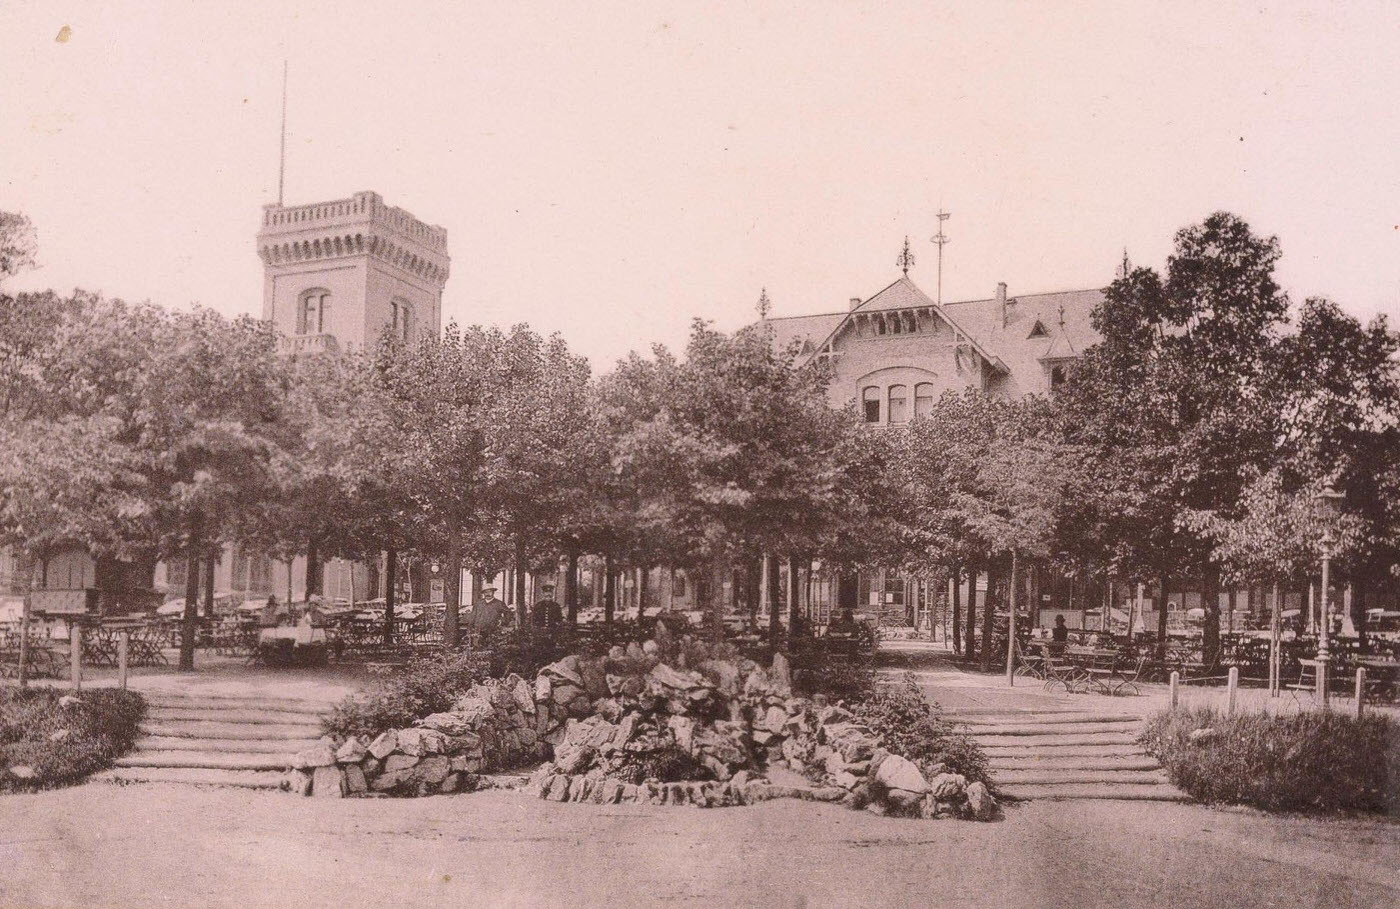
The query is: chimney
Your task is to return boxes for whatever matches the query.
[849,297,863,311]
[996,282,1009,328]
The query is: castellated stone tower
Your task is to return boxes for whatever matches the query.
[257,191,450,353]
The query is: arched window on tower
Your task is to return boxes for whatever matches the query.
[390,299,413,342]
[862,386,881,424]
[888,384,909,423]
[298,289,331,334]
[914,383,936,419]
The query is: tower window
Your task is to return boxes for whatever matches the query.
[390,300,413,342]
[862,386,881,423]
[298,290,331,334]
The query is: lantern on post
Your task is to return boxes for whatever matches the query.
[1313,483,1345,707]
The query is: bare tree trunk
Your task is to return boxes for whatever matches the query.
[179,545,201,671]
[746,558,760,630]
[786,554,801,644]
[304,540,320,598]
[766,554,781,649]
[965,561,978,661]
[951,562,962,655]
[442,546,462,648]
[603,554,615,625]
[1005,549,1019,683]
[514,538,528,630]
[1157,574,1170,659]
[203,546,217,619]
[1202,565,1221,666]
[565,548,580,626]
[382,548,398,645]
[1269,581,1282,696]
[980,560,997,672]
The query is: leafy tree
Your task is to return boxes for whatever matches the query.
[0,211,37,282]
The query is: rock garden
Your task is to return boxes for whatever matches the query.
[298,632,997,820]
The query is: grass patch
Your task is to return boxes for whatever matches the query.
[1139,706,1400,814]
[1,687,146,792]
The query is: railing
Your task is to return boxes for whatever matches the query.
[278,333,340,356]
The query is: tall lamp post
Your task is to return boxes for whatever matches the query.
[1314,483,1345,708]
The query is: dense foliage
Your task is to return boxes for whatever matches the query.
[847,674,993,790]
[0,688,146,791]
[1139,707,1400,814]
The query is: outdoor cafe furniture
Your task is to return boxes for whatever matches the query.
[0,629,62,679]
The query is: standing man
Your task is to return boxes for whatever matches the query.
[531,584,564,630]
[469,585,508,636]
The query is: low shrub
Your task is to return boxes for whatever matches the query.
[0,687,145,791]
[848,673,993,790]
[1139,706,1400,814]
[324,627,590,741]
[324,648,493,740]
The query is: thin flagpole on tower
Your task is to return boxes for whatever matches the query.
[278,60,288,206]
[932,207,951,306]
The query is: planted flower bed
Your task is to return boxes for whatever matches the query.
[302,634,996,820]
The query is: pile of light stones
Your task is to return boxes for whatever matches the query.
[290,636,996,820]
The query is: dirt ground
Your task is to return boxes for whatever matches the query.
[2,783,1397,909]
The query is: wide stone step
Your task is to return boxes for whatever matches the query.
[92,766,291,790]
[951,713,1144,727]
[997,782,1190,802]
[140,721,323,740]
[144,695,332,715]
[135,735,322,754]
[147,706,327,725]
[961,721,1142,737]
[988,756,1161,772]
[994,768,1170,786]
[978,742,1145,758]
[973,731,1139,748]
[115,751,293,771]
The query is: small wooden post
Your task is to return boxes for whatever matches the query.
[1354,667,1366,720]
[1169,671,1180,709]
[118,631,130,691]
[69,624,82,691]
[1227,666,1239,716]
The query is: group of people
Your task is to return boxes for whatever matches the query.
[466,584,564,635]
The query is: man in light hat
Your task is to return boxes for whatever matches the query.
[470,584,508,635]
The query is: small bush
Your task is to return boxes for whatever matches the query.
[1139,707,1400,814]
[324,628,588,741]
[847,674,993,790]
[791,650,877,703]
[324,649,494,740]
[1,687,145,791]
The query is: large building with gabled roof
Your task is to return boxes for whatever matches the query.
[766,274,1104,423]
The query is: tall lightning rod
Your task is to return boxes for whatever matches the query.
[931,208,951,305]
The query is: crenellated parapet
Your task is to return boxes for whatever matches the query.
[257,190,449,288]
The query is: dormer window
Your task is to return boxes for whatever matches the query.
[1028,320,1049,339]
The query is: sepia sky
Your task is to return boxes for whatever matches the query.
[2,1,1398,370]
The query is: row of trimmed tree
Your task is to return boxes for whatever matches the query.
[3,211,1398,669]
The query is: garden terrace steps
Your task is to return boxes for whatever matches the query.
[132,735,324,754]
[92,766,290,790]
[945,708,1187,803]
[113,751,293,771]
[994,783,1192,802]
[93,692,336,791]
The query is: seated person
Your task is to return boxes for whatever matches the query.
[828,607,859,636]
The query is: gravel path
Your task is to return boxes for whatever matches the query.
[2,783,1396,908]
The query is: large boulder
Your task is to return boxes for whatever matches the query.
[292,744,337,770]
[966,781,998,821]
[873,754,930,805]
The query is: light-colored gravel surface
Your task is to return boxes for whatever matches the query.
[2,783,1396,909]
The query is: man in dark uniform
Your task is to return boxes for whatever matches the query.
[531,584,564,629]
